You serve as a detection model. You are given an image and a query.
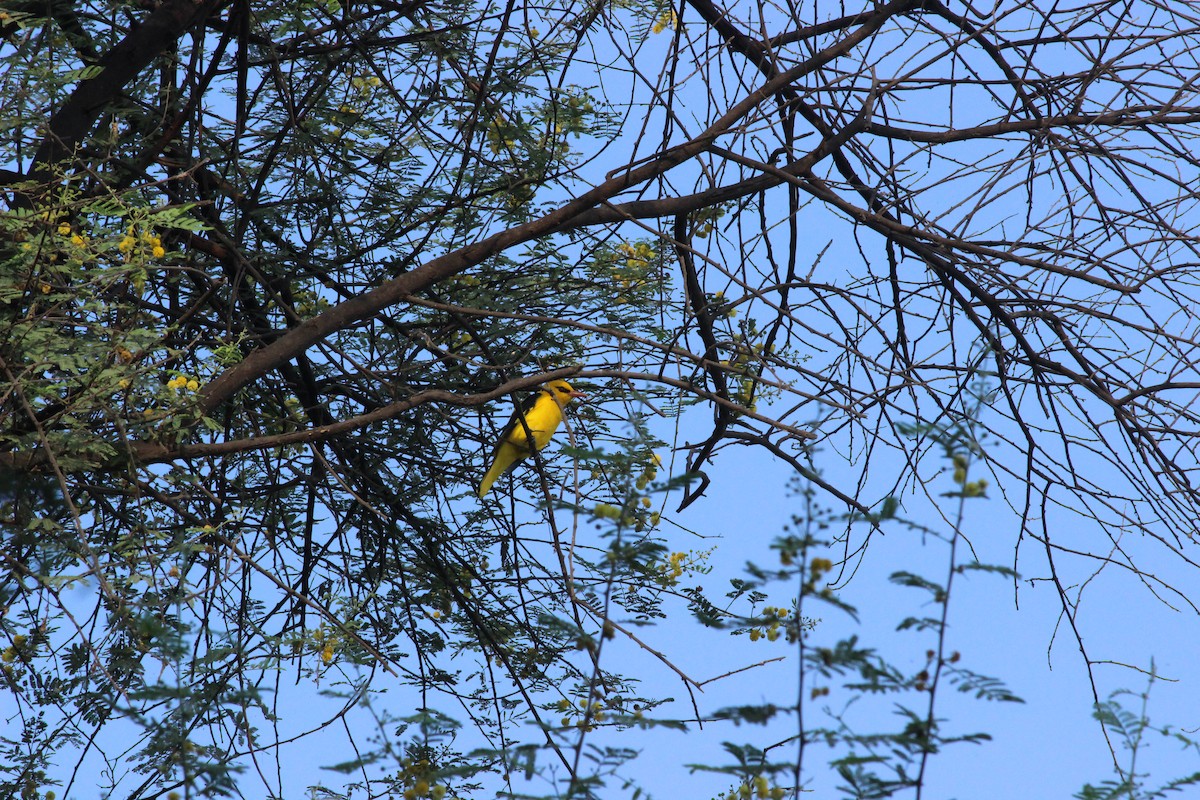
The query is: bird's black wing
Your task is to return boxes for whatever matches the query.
[492,388,544,449]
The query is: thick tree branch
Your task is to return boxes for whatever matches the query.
[16,0,224,195]
[196,0,918,414]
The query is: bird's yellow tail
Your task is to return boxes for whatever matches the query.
[477,440,524,497]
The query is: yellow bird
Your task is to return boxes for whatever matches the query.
[477,380,586,497]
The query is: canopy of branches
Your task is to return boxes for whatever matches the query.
[3,0,1199,798]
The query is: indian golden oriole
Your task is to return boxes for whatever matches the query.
[477,379,585,497]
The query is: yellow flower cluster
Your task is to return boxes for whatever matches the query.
[1,634,28,663]
[709,290,738,319]
[951,453,989,497]
[611,242,658,302]
[718,776,786,800]
[397,757,448,800]
[351,75,383,93]
[804,556,837,598]
[654,548,711,586]
[310,626,339,665]
[47,220,90,254]
[118,226,166,259]
[616,241,655,267]
[635,452,659,490]
[486,113,516,155]
[663,551,686,581]
[951,453,968,483]
[651,9,678,34]
[809,557,833,579]
[747,606,791,642]
[592,501,660,532]
[554,696,618,732]
[166,375,200,393]
[593,454,665,532]
[722,323,777,415]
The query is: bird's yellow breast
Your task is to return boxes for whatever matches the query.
[508,390,566,452]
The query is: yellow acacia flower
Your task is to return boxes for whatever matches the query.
[351,75,382,92]
[651,10,677,34]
